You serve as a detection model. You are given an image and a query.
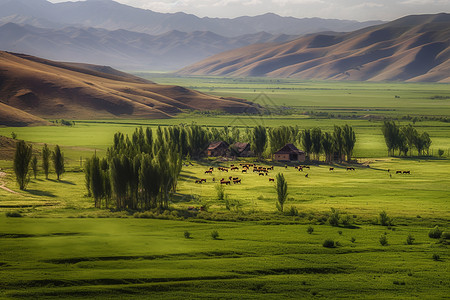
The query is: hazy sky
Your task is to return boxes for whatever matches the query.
[48,0,450,21]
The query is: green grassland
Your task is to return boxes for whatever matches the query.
[0,78,449,298]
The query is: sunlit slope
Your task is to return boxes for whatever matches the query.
[0,51,257,125]
[178,13,450,82]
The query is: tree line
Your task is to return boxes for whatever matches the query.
[252,124,356,162]
[381,121,432,156]
[14,141,65,190]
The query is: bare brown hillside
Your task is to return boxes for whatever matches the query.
[178,13,450,83]
[0,51,258,126]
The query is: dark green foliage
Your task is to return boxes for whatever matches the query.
[323,239,335,248]
[311,127,322,160]
[406,233,415,245]
[432,254,440,261]
[5,211,22,217]
[31,155,38,179]
[382,121,432,156]
[90,155,104,208]
[379,211,392,226]
[301,129,312,159]
[287,205,298,216]
[379,234,388,246]
[333,126,344,161]
[428,226,442,239]
[11,132,17,139]
[342,124,356,161]
[42,144,50,179]
[52,145,65,181]
[321,132,334,163]
[268,126,299,154]
[328,208,340,227]
[307,226,314,234]
[13,140,32,190]
[211,230,219,240]
[350,237,356,243]
[438,149,444,157]
[251,125,267,159]
[442,232,450,239]
[184,231,191,239]
[275,173,288,212]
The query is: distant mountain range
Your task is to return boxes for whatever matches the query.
[0,51,258,126]
[0,0,382,36]
[0,0,383,70]
[178,13,450,83]
[0,23,299,70]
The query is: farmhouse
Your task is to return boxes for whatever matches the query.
[230,142,252,157]
[273,143,306,162]
[207,141,229,157]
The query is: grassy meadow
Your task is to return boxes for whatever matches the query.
[0,78,449,298]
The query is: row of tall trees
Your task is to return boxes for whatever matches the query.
[85,126,184,210]
[381,121,432,156]
[250,124,357,162]
[14,141,65,190]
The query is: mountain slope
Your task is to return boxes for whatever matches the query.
[178,13,450,83]
[0,51,258,125]
[0,0,382,37]
[0,23,298,70]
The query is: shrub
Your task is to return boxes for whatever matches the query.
[438,149,444,157]
[379,235,388,246]
[432,254,440,261]
[211,230,219,240]
[406,233,415,245]
[11,132,17,139]
[287,206,298,216]
[335,241,342,247]
[215,184,225,201]
[341,214,351,226]
[323,239,335,248]
[350,237,356,243]
[338,230,343,235]
[428,226,442,239]
[328,208,340,227]
[379,211,391,226]
[275,173,288,212]
[307,226,314,234]
[184,231,191,239]
[442,232,450,240]
[5,211,22,217]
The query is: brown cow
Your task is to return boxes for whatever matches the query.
[242,169,247,173]
[259,172,265,176]
[269,178,275,182]
[403,171,411,174]
[305,174,309,178]
[220,180,231,185]
[329,167,334,171]
[205,170,213,174]
[233,179,241,184]
[396,170,402,174]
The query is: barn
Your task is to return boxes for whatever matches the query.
[207,141,230,157]
[230,142,252,157]
[273,143,306,162]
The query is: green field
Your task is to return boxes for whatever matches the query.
[0,78,449,298]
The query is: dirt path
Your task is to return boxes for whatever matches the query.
[0,171,19,194]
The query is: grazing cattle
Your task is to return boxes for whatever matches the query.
[298,167,303,171]
[259,172,265,176]
[205,170,213,174]
[388,169,390,173]
[229,176,233,180]
[396,170,402,174]
[242,169,247,173]
[233,177,239,181]
[403,170,411,174]
[212,178,215,182]
[269,178,275,182]
[231,167,239,171]
[233,179,241,184]
[267,166,274,170]
[285,165,288,169]
[195,180,203,184]
[220,180,231,185]
[329,167,334,171]
[305,174,309,178]
[200,179,206,183]
[346,167,355,171]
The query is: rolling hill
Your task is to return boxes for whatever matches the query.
[0,51,258,126]
[178,13,450,83]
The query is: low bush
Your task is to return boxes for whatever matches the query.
[432,254,440,261]
[5,211,22,218]
[184,231,191,239]
[428,226,442,239]
[211,230,219,240]
[379,211,392,226]
[379,235,388,246]
[406,233,415,245]
[328,208,340,227]
[350,237,356,243]
[441,232,450,240]
[323,239,335,248]
[307,226,314,234]
[287,206,298,216]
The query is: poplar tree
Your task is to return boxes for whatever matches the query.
[13,140,32,190]
[42,144,51,179]
[52,145,65,181]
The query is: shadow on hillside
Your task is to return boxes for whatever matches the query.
[26,189,56,198]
